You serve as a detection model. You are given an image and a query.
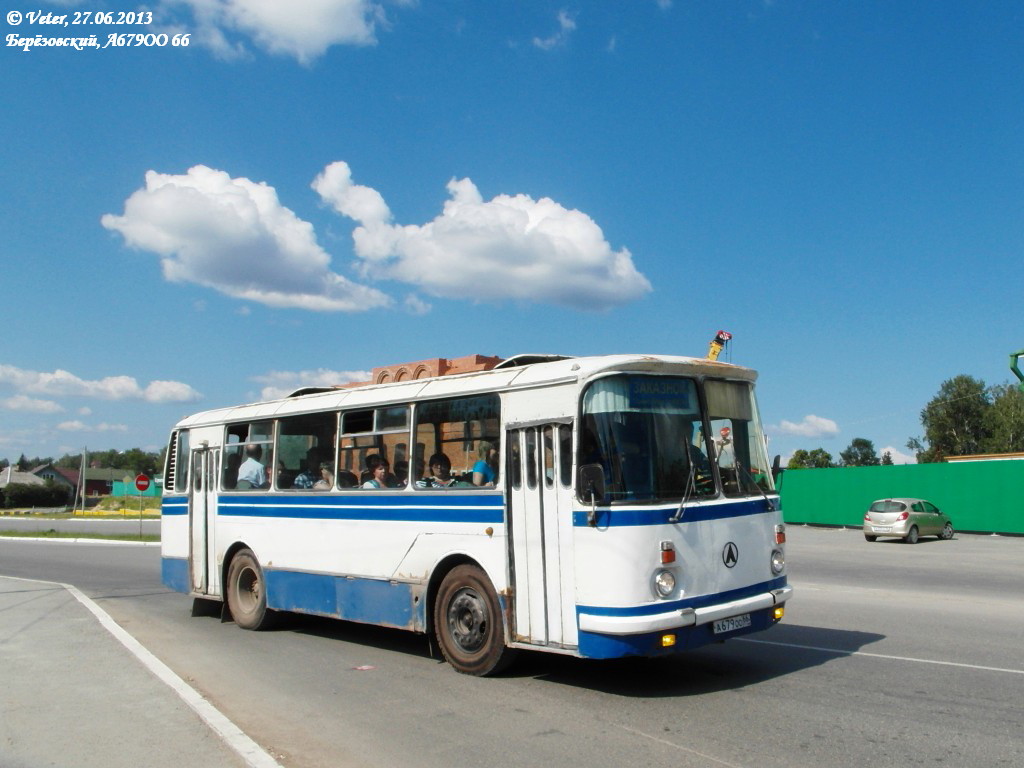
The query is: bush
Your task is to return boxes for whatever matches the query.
[3,482,70,509]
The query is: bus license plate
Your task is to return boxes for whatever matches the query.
[713,614,751,634]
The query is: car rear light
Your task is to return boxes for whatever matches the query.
[864,513,870,521]
[896,511,909,521]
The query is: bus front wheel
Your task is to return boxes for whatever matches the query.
[226,549,274,630]
[434,565,515,676]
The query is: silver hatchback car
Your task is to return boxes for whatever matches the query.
[863,498,954,543]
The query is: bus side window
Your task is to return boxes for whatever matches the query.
[340,406,409,490]
[413,394,500,490]
[225,421,274,490]
[279,412,338,491]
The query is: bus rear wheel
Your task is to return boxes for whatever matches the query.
[434,565,515,676]
[226,548,274,630]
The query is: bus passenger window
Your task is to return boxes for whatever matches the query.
[224,421,274,490]
[339,406,409,490]
[413,394,500,490]
[279,413,337,491]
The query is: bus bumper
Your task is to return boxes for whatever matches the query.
[575,585,792,659]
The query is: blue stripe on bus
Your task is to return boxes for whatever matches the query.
[215,492,505,524]
[265,569,426,631]
[577,605,779,659]
[162,501,188,516]
[162,556,189,593]
[577,576,788,617]
[572,498,773,528]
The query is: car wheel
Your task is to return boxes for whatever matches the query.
[940,522,954,540]
[864,534,877,542]
[905,526,919,544]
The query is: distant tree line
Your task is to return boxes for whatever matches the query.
[788,374,1024,468]
[2,448,164,476]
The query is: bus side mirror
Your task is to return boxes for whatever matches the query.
[579,464,606,526]
[771,454,783,483]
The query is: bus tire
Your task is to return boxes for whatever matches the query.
[434,564,516,676]
[226,549,274,630]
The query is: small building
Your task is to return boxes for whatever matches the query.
[0,466,46,489]
[31,464,123,497]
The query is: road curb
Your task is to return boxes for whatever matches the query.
[0,536,160,546]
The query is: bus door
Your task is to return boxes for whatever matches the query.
[188,447,219,595]
[507,422,575,648]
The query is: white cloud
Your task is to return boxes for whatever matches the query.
[314,162,651,311]
[776,414,840,438]
[57,420,128,433]
[1,395,63,413]
[881,445,917,465]
[251,368,371,400]
[168,0,385,63]
[533,10,577,50]
[102,165,391,313]
[0,365,202,403]
[403,294,432,316]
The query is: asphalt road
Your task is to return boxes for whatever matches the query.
[0,526,1021,768]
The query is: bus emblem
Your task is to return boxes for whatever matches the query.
[722,542,739,568]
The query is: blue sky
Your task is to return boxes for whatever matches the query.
[2,0,1022,466]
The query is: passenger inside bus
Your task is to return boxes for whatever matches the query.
[293,448,322,489]
[471,441,499,486]
[236,445,265,489]
[314,462,334,489]
[362,454,394,489]
[416,453,459,488]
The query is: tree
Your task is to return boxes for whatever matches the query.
[787,448,835,469]
[914,375,992,462]
[881,451,894,465]
[839,437,880,467]
[984,384,1024,453]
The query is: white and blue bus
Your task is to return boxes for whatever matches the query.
[161,353,791,675]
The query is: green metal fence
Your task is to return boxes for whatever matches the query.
[777,461,1024,535]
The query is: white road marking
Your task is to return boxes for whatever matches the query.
[7,575,284,768]
[737,637,1024,675]
[616,724,748,768]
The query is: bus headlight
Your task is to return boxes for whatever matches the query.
[770,549,785,575]
[654,569,676,597]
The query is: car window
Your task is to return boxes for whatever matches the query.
[870,500,905,513]
[911,502,924,513]
[923,501,939,514]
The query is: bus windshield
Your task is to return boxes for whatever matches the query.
[579,374,772,503]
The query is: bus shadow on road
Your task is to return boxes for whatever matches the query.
[264,609,884,694]
[507,623,886,697]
